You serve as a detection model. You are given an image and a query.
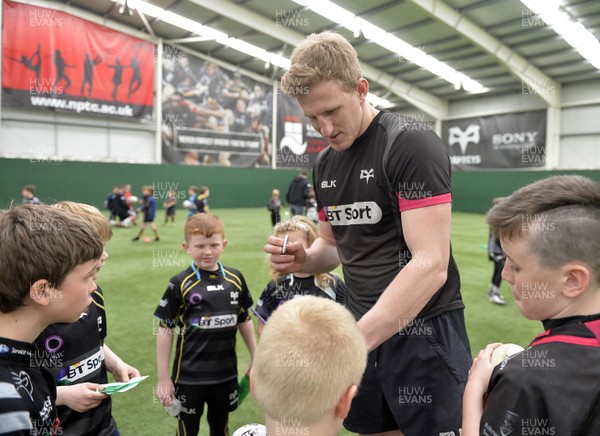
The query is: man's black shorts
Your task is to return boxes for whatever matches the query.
[344,309,472,435]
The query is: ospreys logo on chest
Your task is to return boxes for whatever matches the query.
[322,202,382,226]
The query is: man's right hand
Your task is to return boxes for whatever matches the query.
[264,236,307,274]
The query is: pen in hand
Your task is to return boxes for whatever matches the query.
[281,235,289,254]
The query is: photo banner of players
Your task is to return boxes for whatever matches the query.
[1,0,154,119]
[276,93,328,169]
[161,44,272,167]
[442,110,547,169]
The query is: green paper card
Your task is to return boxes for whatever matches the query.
[100,375,149,395]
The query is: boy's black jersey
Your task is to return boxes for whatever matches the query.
[314,111,463,320]
[34,288,116,436]
[154,264,253,385]
[0,337,60,436]
[194,196,209,214]
[481,314,600,435]
[141,195,156,222]
[255,273,346,322]
[112,194,130,220]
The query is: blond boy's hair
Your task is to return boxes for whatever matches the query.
[0,205,103,313]
[281,31,362,96]
[52,201,112,243]
[184,213,224,242]
[270,216,331,288]
[253,296,367,424]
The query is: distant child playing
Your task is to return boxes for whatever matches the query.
[186,185,198,217]
[132,185,160,242]
[487,197,507,305]
[254,216,346,334]
[194,186,210,214]
[21,184,42,205]
[154,213,257,436]
[163,189,177,226]
[266,189,281,227]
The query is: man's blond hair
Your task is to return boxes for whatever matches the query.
[281,31,362,96]
[253,296,367,424]
[52,201,112,243]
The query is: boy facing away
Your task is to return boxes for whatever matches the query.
[154,213,257,436]
[463,175,600,435]
[132,185,160,242]
[244,295,367,436]
[0,205,103,435]
[35,202,140,436]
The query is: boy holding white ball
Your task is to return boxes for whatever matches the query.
[463,175,600,435]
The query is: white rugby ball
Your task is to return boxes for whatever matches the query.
[183,200,193,208]
[232,424,267,436]
[491,343,524,366]
[129,196,139,203]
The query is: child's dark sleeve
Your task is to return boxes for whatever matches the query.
[480,364,548,435]
[150,197,156,217]
[0,394,33,435]
[254,281,278,323]
[237,273,253,323]
[153,279,183,329]
[332,276,347,306]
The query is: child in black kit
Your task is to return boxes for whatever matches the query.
[0,205,103,435]
[254,216,346,335]
[487,197,507,305]
[266,189,281,227]
[154,213,256,436]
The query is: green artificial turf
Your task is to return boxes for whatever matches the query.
[99,208,541,435]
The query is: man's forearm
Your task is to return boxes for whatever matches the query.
[300,237,340,275]
[357,257,447,351]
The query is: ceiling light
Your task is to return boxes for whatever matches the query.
[290,0,487,93]
[521,0,600,71]
[366,93,393,109]
[111,0,133,15]
[127,0,164,18]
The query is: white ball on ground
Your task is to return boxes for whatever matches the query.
[183,200,193,208]
[232,424,267,436]
[490,343,524,366]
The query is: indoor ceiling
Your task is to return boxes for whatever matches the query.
[50,0,600,114]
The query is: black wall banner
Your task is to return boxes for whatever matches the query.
[161,45,273,167]
[442,110,546,169]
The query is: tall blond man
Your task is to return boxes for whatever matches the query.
[265,31,472,436]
